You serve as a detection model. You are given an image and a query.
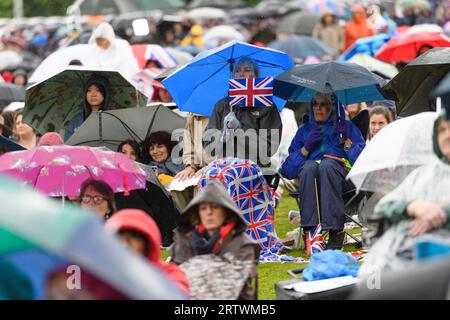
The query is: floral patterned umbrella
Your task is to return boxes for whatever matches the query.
[22,66,147,137]
[0,145,147,197]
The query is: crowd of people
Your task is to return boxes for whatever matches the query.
[1,0,450,300]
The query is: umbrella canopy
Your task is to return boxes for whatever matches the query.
[0,175,185,300]
[273,61,386,105]
[396,0,431,10]
[0,135,25,153]
[382,47,450,116]
[347,112,438,193]
[179,254,254,300]
[77,0,185,15]
[0,145,147,197]
[348,54,399,79]
[162,40,294,117]
[339,34,391,61]
[0,50,22,71]
[22,66,147,137]
[188,0,245,9]
[131,44,178,70]
[65,104,186,150]
[306,0,346,16]
[0,82,25,103]
[407,24,444,35]
[268,35,336,61]
[375,32,450,63]
[28,44,92,84]
[203,25,245,48]
[165,47,193,65]
[277,11,320,36]
[187,7,228,21]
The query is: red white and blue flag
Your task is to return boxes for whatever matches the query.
[228,76,274,107]
[305,223,326,255]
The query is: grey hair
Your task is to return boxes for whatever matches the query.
[233,57,260,78]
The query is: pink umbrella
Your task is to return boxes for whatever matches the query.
[0,145,147,197]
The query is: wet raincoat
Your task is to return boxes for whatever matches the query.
[280,97,365,180]
[105,209,190,295]
[169,180,260,300]
[344,4,375,50]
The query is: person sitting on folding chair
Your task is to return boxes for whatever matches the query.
[279,92,365,250]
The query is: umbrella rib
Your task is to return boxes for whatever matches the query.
[102,111,143,143]
[190,62,230,96]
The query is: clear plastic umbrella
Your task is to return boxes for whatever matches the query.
[347,112,439,193]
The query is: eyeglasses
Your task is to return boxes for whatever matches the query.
[312,101,331,108]
[81,195,107,205]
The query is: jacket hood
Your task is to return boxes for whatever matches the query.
[89,22,116,46]
[433,109,449,163]
[105,209,162,264]
[180,180,247,231]
[83,74,112,120]
[308,93,345,129]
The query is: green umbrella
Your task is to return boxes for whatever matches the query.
[22,66,148,137]
[348,54,399,79]
[396,0,431,10]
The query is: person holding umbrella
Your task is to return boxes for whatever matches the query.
[64,74,112,141]
[279,92,365,250]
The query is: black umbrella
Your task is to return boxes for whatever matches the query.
[273,61,387,105]
[382,47,450,117]
[435,67,450,120]
[65,104,186,150]
[188,0,245,9]
[0,83,25,104]
[0,135,25,154]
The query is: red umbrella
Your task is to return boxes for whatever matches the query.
[375,32,450,63]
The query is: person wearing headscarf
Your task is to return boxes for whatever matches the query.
[279,93,365,249]
[87,22,139,80]
[344,4,375,50]
[366,5,388,34]
[64,74,112,141]
[204,56,282,177]
[169,180,259,300]
[37,132,64,146]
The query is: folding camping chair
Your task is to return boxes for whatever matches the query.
[279,175,368,250]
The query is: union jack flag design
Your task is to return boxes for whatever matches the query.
[305,223,326,255]
[198,158,285,253]
[228,77,274,107]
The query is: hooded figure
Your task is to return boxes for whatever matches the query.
[64,74,112,141]
[280,93,365,249]
[204,57,282,175]
[344,4,375,50]
[87,22,139,80]
[169,180,260,300]
[359,109,450,277]
[105,209,190,295]
[312,11,345,54]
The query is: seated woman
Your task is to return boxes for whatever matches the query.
[13,111,38,149]
[359,108,450,276]
[79,178,117,220]
[64,75,112,141]
[368,106,393,141]
[169,180,259,300]
[117,139,141,162]
[142,131,183,178]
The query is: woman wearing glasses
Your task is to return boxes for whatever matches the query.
[79,179,117,220]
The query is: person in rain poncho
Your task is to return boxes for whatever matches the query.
[366,5,388,34]
[204,57,282,178]
[358,108,450,277]
[374,109,450,236]
[64,74,112,141]
[344,4,375,50]
[105,209,190,295]
[279,93,365,249]
[87,22,139,80]
[169,180,260,300]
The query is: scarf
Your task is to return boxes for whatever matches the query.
[191,221,237,255]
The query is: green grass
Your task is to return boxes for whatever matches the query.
[257,188,362,300]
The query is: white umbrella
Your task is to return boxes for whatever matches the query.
[407,24,444,35]
[347,112,439,193]
[203,25,245,47]
[165,47,193,65]
[29,44,92,83]
[187,7,228,21]
[0,50,22,70]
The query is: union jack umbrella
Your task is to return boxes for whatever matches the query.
[228,76,274,107]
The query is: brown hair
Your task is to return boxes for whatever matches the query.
[79,179,117,215]
[369,106,393,124]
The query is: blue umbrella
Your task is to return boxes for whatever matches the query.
[338,34,391,61]
[267,35,336,60]
[273,61,386,105]
[162,40,294,117]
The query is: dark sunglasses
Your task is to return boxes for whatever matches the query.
[312,101,331,108]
